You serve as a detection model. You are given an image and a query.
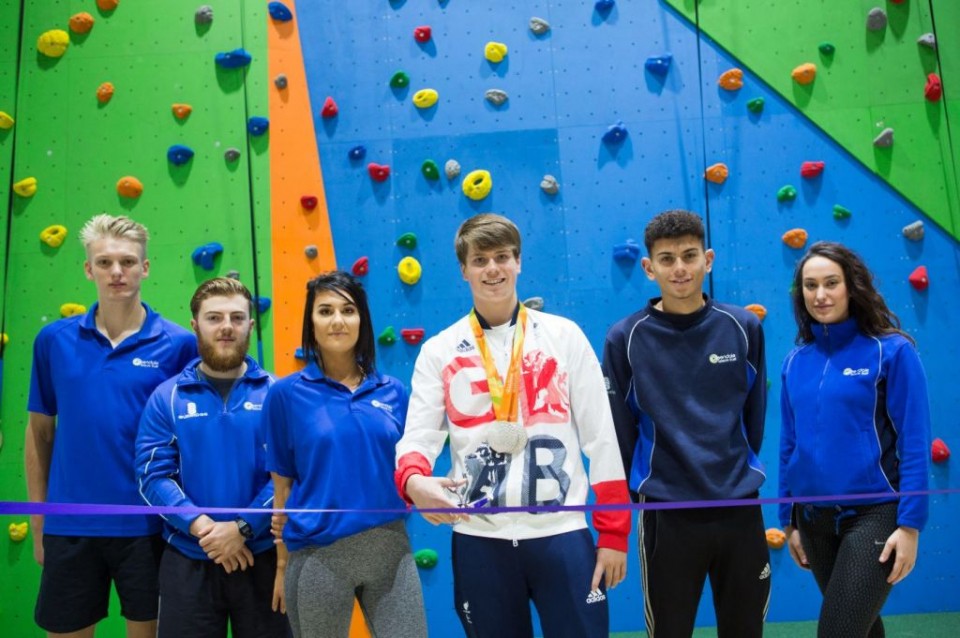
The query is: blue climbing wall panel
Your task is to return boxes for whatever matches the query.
[296,1,959,633]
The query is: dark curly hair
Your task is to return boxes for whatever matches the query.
[791,241,913,345]
[643,210,705,253]
[300,271,377,374]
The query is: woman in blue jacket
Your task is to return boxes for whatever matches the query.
[263,271,426,638]
[780,241,930,638]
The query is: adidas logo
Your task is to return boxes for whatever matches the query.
[585,588,606,604]
[759,563,771,580]
[456,339,474,353]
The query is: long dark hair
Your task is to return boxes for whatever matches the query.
[300,271,377,374]
[791,241,913,345]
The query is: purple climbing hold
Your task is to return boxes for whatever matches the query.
[247,116,269,136]
[602,121,628,145]
[215,48,252,69]
[268,2,293,22]
[167,144,194,166]
[645,54,672,76]
[191,242,223,271]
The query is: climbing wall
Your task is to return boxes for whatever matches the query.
[290,0,960,634]
[0,1,270,635]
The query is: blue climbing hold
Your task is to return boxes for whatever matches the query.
[645,54,672,76]
[191,242,223,271]
[602,121,628,145]
[348,145,367,161]
[294,347,306,360]
[247,116,269,136]
[215,48,252,69]
[268,2,293,21]
[595,0,615,12]
[255,296,272,313]
[167,144,194,166]
[613,240,641,262]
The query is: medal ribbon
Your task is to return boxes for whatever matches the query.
[468,304,527,422]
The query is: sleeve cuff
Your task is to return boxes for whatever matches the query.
[394,452,433,504]
[597,531,629,553]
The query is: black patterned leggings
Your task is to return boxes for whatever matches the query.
[796,502,899,638]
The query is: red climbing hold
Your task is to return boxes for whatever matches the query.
[908,265,928,291]
[401,328,426,345]
[368,163,391,182]
[924,73,942,102]
[932,438,950,463]
[351,256,369,277]
[321,96,338,118]
[800,161,825,178]
[300,195,318,210]
[413,25,432,43]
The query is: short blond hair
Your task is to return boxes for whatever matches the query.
[79,214,149,257]
[454,213,521,265]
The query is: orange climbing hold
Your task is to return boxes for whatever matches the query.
[745,304,767,321]
[705,163,729,184]
[717,68,743,91]
[69,12,95,34]
[766,528,786,549]
[172,103,193,119]
[96,82,114,104]
[96,0,119,10]
[791,63,817,85]
[782,228,808,249]
[116,176,143,198]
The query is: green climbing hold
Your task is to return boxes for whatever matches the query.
[819,42,835,56]
[421,160,440,180]
[414,548,439,569]
[390,71,410,88]
[378,326,398,346]
[832,204,852,219]
[777,185,797,202]
[396,232,418,249]
[747,97,764,113]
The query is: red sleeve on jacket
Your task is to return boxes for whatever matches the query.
[592,479,631,552]
[394,451,434,505]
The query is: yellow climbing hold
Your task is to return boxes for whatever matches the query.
[412,88,439,109]
[0,111,14,129]
[398,256,422,285]
[13,177,38,197]
[791,63,817,86]
[60,303,87,317]
[462,169,493,201]
[9,522,28,542]
[40,225,68,248]
[484,41,508,63]
[37,29,70,58]
[1,332,8,346]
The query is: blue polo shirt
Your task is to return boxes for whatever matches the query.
[28,303,197,536]
[136,356,276,560]
[263,363,409,551]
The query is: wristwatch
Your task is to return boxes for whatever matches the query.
[235,517,254,539]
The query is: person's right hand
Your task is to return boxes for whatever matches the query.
[271,512,287,544]
[785,525,810,570]
[31,515,44,565]
[405,475,468,526]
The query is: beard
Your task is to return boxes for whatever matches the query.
[197,332,250,373]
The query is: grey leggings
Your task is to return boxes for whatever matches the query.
[285,520,427,638]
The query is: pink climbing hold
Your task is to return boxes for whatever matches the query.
[908,265,928,291]
[932,438,950,463]
[413,25,432,43]
[367,163,390,182]
[800,161,825,178]
[924,73,942,102]
[321,96,338,118]
[351,256,369,277]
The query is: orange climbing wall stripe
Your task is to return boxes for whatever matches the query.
[268,6,369,637]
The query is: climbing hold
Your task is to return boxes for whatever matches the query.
[540,175,559,195]
[0,333,7,347]
[782,228,809,249]
[595,0,616,11]
[401,328,426,345]
[37,30,70,58]
[268,1,293,22]
[396,232,418,249]
[351,256,369,277]
[421,160,440,180]
[529,17,550,35]
[602,121,628,145]
[522,296,544,311]
[191,242,223,271]
[378,326,398,346]
[484,42,508,64]
[255,296,271,313]
[830,204,854,221]
[13,177,38,197]
[644,54,672,76]
[390,71,410,89]
[60,303,86,317]
[412,89,439,109]
[613,240,641,262]
[96,0,119,10]
[40,225,68,248]
[225,270,240,280]
[800,161,825,178]
[414,548,438,568]
[444,159,461,180]
[717,68,743,91]
[398,257,422,285]
[8,522,28,543]
[300,195,318,210]
[294,347,306,360]
[274,74,288,89]
[777,185,797,202]
[745,304,767,322]
[224,147,241,162]
[195,5,213,24]
[305,245,318,259]
[818,42,835,56]
[0,111,14,129]
[908,265,928,291]
[932,438,951,463]
[69,12,95,34]
[462,169,492,201]
[171,103,193,119]
[215,48,252,69]
[167,144,194,166]
[902,220,924,241]
[485,89,508,106]
[321,96,338,118]
[348,145,366,161]
[705,163,729,184]
[247,116,269,136]
[413,25,432,43]
[917,33,936,50]
[116,176,143,198]
[873,127,894,147]
[367,163,391,182]
[866,7,887,31]
[747,97,765,113]
[791,63,817,86]
[924,73,942,102]
[96,82,115,104]
[765,528,786,549]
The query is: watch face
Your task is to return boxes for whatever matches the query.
[237,519,253,539]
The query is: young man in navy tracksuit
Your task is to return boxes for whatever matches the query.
[602,210,770,638]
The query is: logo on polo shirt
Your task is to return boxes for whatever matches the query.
[243,401,263,411]
[709,353,738,364]
[177,401,209,420]
[843,367,870,376]
[132,357,160,368]
[371,400,393,413]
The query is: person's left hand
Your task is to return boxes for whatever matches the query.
[592,547,627,590]
[879,526,919,585]
[198,521,252,570]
